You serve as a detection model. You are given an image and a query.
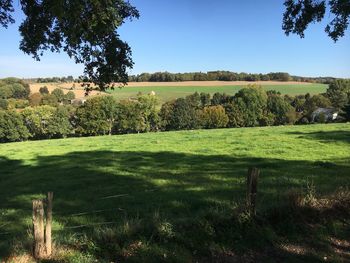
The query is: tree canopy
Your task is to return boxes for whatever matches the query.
[0,0,139,90]
[283,0,350,42]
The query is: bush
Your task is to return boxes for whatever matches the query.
[0,110,30,142]
[200,105,229,128]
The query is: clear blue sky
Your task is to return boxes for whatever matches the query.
[0,0,349,78]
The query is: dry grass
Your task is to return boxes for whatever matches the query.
[29,83,104,99]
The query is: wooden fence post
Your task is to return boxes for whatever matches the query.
[247,167,260,215]
[45,192,53,257]
[32,199,45,259]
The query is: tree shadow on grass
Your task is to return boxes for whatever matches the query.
[0,151,349,261]
[287,129,350,144]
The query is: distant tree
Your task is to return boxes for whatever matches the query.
[0,0,139,89]
[7,98,29,109]
[200,105,229,128]
[41,94,59,106]
[64,91,75,104]
[159,100,175,130]
[47,106,74,138]
[304,94,332,116]
[0,99,8,109]
[76,96,118,136]
[283,0,350,42]
[340,103,350,121]
[28,92,43,106]
[21,106,56,139]
[51,88,65,102]
[267,93,296,125]
[233,85,268,126]
[162,97,201,130]
[0,85,13,99]
[0,110,30,142]
[39,86,49,95]
[0,78,30,99]
[224,102,245,128]
[291,95,307,112]
[116,95,160,133]
[186,92,202,109]
[326,79,350,109]
[200,92,211,107]
[211,93,231,106]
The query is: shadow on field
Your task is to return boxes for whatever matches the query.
[0,151,349,262]
[288,129,350,144]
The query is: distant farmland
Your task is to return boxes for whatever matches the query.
[107,81,328,103]
[31,81,328,103]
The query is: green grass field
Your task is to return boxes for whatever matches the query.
[108,83,328,103]
[0,123,349,262]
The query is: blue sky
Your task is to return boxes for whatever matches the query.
[0,0,349,78]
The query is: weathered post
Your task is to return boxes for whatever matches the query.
[32,199,45,259]
[45,192,53,256]
[247,167,260,216]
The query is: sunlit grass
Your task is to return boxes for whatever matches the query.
[0,123,349,261]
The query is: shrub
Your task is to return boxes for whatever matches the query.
[200,105,229,128]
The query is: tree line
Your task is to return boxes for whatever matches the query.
[0,79,349,143]
[128,71,339,84]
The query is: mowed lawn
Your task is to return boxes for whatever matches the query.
[108,83,328,103]
[0,123,349,261]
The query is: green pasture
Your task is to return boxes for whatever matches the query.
[0,123,349,262]
[108,83,328,103]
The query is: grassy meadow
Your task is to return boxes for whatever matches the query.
[108,83,328,103]
[0,123,349,262]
